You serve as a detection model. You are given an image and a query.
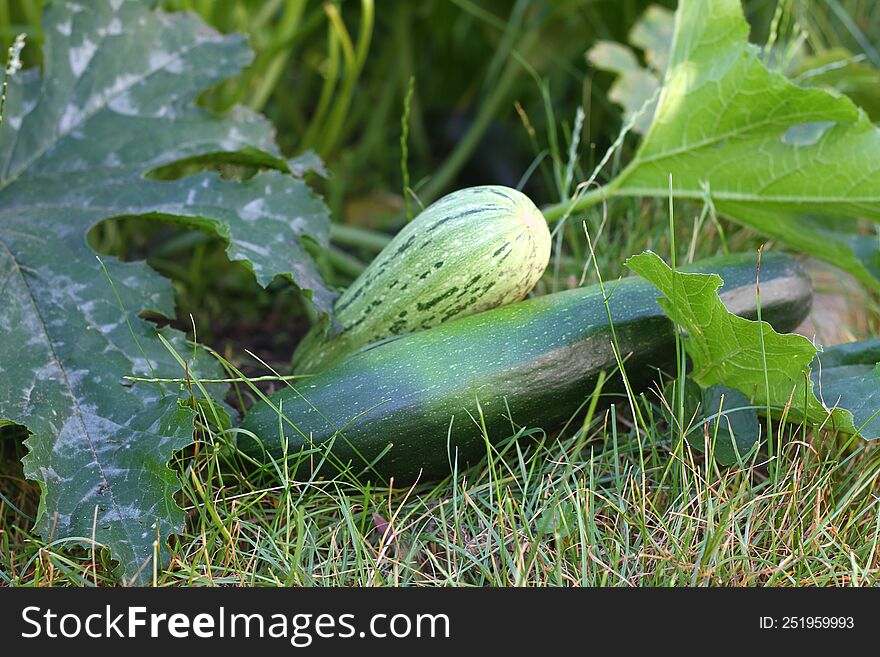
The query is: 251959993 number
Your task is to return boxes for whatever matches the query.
[782,617,854,629]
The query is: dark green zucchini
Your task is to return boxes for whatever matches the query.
[239,252,812,483]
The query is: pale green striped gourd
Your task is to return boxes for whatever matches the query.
[292,185,551,374]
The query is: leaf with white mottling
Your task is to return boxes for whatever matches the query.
[0,0,332,583]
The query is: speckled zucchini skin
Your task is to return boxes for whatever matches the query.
[292,186,551,374]
[241,253,811,483]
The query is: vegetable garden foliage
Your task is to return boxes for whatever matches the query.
[583,0,880,457]
[0,0,333,583]
[560,0,880,292]
[0,0,879,586]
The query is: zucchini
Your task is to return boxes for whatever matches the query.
[241,253,812,483]
[293,185,551,373]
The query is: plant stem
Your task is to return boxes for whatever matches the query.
[329,223,392,251]
[301,13,341,150]
[541,184,610,224]
[400,75,415,220]
[247,0,307,112]
[318,0,374,155]
[325,245,366,277]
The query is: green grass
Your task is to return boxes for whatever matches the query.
[4,382,880,586]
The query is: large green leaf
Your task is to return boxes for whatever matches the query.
[627,251,879,441]
[610,0,880,289]
[0,0,332,583]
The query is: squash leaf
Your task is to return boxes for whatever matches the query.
[627,251,879,441]
[610,0,880,290]
[0,0,332,583]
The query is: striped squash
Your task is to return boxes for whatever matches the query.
[292,185,551,374]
